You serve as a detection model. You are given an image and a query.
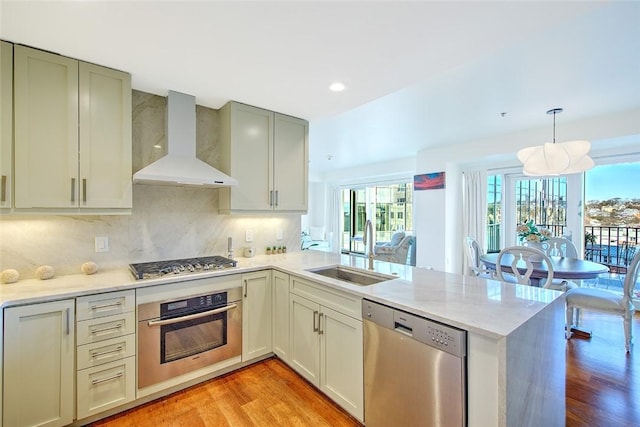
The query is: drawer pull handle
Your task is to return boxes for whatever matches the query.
[90,301,123,311]
[90,323,123,335]
[91,346,124,359]
[91,372,124,386]
[1,175,6,202]
[313,310,319,332]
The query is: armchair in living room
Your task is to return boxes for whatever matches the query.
[301,226,331,251]
[374,231,414,265]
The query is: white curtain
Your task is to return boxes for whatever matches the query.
[462,170,488,269]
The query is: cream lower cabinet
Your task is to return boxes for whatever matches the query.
[76,290,136,420]
[242,271,273,361]
[13,45,132,211]
[3,299,75,427]
[289,277,364,422]
[272,270,290,362]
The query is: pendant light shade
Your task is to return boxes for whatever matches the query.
[517,108,594,176]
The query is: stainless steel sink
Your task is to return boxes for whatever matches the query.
[307,265,395,286]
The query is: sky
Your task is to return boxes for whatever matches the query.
[585,162,640,201]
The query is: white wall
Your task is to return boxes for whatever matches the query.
[416,107,640,273]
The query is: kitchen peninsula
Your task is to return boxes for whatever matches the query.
[0,251,565,427]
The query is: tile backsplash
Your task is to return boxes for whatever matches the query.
[0,90,301,279]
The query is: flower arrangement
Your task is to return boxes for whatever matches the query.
[516,220,553,243]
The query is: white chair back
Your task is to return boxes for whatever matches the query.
[464,237,483,276]
[623,249,640,303]
[496,246,554,286]
[541,237,578,258]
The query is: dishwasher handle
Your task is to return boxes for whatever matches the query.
[394,323,413,337]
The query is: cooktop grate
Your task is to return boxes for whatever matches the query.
[129,255,237,280]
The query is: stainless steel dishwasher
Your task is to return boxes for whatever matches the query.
[363,299,467,427]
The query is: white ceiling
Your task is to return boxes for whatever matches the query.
[2,1,639,173]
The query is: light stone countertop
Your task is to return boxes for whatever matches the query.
[0,251,562,340]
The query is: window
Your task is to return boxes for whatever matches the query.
[486,174,567,252]
[341,182,413,254]
[487,175,502,253]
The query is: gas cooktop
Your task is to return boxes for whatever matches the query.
[129,255,238,280]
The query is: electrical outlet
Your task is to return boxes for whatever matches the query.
[95,236,109,253]
[276,228,283,240]
[245,229,253,243]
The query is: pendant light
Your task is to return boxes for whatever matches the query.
[517,108,594,176]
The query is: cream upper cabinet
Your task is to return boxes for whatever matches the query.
[0,41,12,208]
[3,299,76,427]
[78,62,132,209]
[13,45,132,212]
[218,101,308,213]
[241,271,273,361]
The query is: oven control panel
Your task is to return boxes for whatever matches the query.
[161,291,227,318]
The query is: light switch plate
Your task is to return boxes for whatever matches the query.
[245,229,253,243]
[95,236,109,253]
[276,229,283,240]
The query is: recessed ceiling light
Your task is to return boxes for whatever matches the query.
[329,82,346,92]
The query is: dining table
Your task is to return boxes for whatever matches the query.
[479,253,609,283]
[480,252,610,339]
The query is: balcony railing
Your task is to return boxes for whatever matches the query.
[486,224,639,268]
[584,226,639,273]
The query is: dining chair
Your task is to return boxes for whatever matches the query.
[495,246,554,287]
[539,237,580,291]
[464,237,494,278]
[565,249,640,352]
[542,237,579,258]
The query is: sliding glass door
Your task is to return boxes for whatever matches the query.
[341,182,413,254]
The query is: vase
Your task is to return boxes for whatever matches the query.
[523,241,544,251]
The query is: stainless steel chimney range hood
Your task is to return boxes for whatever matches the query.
[133,91,238,187]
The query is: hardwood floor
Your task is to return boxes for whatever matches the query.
[566,311,640,427]
[87,311,639,427]
[87,358,361,427]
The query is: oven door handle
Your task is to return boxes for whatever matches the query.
[146,303,238,327]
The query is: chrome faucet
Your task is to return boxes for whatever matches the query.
[363,219,374,270]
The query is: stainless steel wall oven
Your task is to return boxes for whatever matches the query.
[137,282,242,389]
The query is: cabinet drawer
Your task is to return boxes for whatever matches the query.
[77,356,135,420]
[77,290,135,320]
[77,334,135,370]
[77,312,135,345]
[291,276,361,319]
